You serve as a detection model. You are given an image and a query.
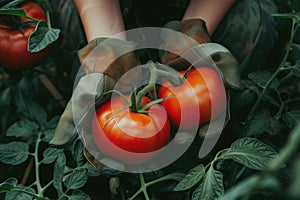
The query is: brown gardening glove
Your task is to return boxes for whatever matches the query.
[160,19,242,158]
[50,38,140,176]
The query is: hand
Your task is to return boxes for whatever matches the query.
[160,18,241,89]
[50,37,140,176]
[160,19,241,159]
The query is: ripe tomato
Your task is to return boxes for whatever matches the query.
[92,95,170,164]
[158,67,226,131]
[0,2,51,70]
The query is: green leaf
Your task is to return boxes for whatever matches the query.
[82,162,100,177]
[42,147,64,164]
[18,96,47,124]
[1,0,27,8]
[53,153,66,193]
[0,178,18,193]
[72,140,85,165]
[68,190,91,200]
[41,128,55,142]
[246,110,281,136]
[28,21,60,52]
[174,164,205,191]
[222,138,278,170]
[248,71,279,89]
[45,116,60,129]
[0,142,29,165]
[5,185,36,200]
[6,120,38,137]
[63,168,88,190]
[282,109,300,129]
[41,116,59,142]
[234,88,256,109]
[289,156,300,197]
[192,165,224,200]
[0,8,26,16]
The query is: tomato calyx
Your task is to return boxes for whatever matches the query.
[127,61,181,114]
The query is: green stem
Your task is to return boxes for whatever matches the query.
[127,174,149,200]
[135,61,181,112]
[34,133,43,198]
[140,174,151,200]
[41,180,53,194]
[244,20,298,135]
[46,10,51,28]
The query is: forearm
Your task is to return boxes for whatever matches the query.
[73,0,126,42]
[183,0,236,35]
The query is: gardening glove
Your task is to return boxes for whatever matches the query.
[160,18,241,89]
[160,19,241,157]
[50,38,140,176]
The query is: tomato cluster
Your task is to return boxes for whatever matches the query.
[92,67,226,164]
[0,2,51,70]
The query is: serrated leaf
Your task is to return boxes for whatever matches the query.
[18,95,47,124]
[68,190,91,200]
[72,140,85,165]
[266,118,281,135]
[41,128,55,142]
[28,21,60,52]
[42,147,64,164]
[246,110,280,136]
[246,110,269,136]
[282,110,300,129]
[45,116,60,129]
[0,178,18,192]
[234,89,256,109]
[82,162,100,177]
[248,71,279,89]
[222,138,278,170]
[5,185,35,200]
[6,120,38,137]
[53,153,66,193]
[63,169,88,190]
[192,166,224,200]
[174,164,205,191]
[0,142,29,165]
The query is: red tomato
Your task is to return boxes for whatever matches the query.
[158,67,226,131]
[92,95,170,164]
[0,2,51,69]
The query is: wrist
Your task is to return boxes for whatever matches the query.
[73,0,126,42]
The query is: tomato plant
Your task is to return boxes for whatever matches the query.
[92,95,170,164]
[0,2,51,69]
[158,67,226,130]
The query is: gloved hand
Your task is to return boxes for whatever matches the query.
[160,18,241,89]
[160,19,242,158]
[49,38,140,176]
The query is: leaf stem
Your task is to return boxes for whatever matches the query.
[244,20,299,135]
